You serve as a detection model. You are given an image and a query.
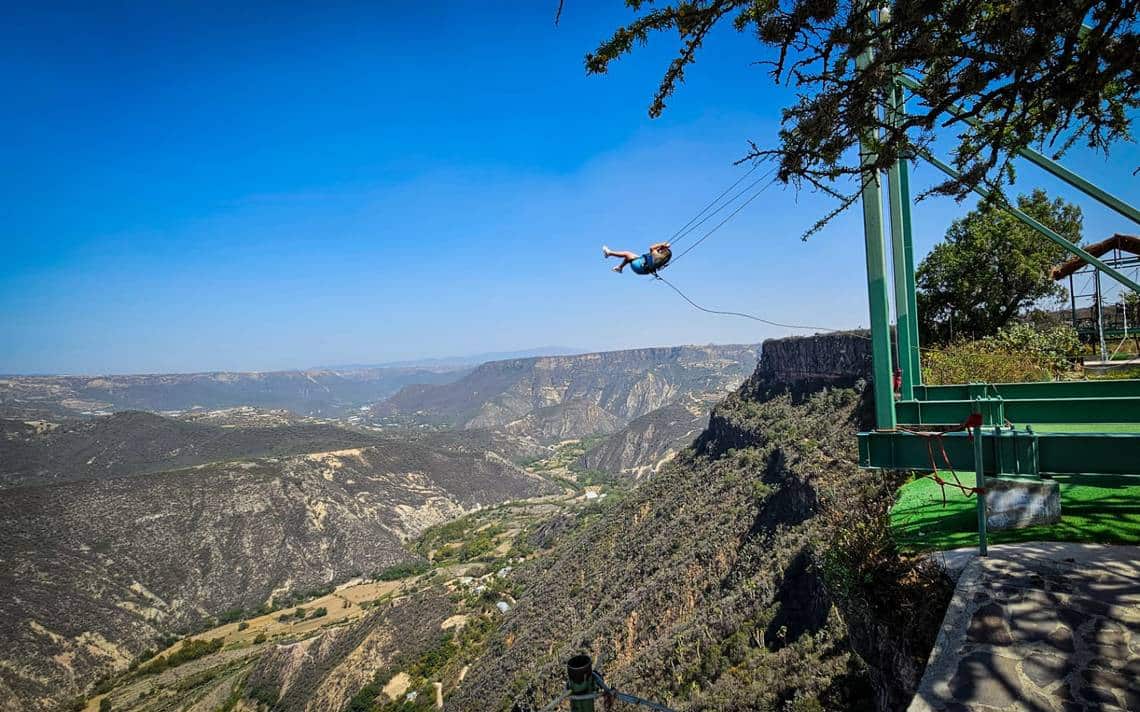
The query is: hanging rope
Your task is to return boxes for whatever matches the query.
[667,163,763,246]
[898,414,988,503]
[662,170,778,268]
[653,273,851,333]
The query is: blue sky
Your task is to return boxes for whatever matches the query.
[3,1,1138,374]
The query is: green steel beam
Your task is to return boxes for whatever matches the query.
[896,74,1140,226]
[858,429,1140,477]
[914,379,1140,401]
[896,396,1140,425]
[856,43,897,430]
[897,155,923,386]
[922,152,1140,294]
[886,83,916,400]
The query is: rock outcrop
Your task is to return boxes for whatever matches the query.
[576,395,712,478]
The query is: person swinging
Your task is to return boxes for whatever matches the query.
[602,242,672,275]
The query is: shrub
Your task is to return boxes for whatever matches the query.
[987,323,1082,372]
[99,698,112,712]
[373,560,430,581]
[253,633,268,644]
[137,637,224,675]
[922,324,1080,384]
[308,607,327,619]
[247,684,279,708]
[344,681,382,712]
[237,621,249,631]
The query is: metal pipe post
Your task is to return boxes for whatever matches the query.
[567,655,596,712]
[1070,274,1078,329]
[1096,270,1108,361]
[972,416,988,557]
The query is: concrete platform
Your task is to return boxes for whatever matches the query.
[910,543,1140,711]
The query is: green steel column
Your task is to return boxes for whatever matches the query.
[972,416,988,557]
[886,82,915,399]
[898,155,922,385]
[856,46,897,430]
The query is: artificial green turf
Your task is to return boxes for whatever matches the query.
[1022,422,1140,433]
[890,473,1140,552]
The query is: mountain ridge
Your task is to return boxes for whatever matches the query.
[376,344,760,436]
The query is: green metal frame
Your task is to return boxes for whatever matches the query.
[853,21,1140,555]
[895,396,1140,426]
[915,379,1140,401]
[859,428,1140,478]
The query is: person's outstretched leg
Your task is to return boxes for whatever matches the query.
[603,247,639,273]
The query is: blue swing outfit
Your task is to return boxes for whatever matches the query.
[629,252,657,275]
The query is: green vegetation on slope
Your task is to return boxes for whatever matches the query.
[136,638,224,676]
[446,385,949,711]
[891,474,1140,551]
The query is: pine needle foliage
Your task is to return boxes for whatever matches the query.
[585,1,1140,236]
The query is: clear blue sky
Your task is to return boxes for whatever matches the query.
[3,1,1138,375]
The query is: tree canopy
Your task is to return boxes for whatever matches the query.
[585,1,1139,235]
[916,188,1082,342]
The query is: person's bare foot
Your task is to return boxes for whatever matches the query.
[602,245,612,257]
[612,264,623,273]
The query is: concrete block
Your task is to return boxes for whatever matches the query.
[985,479,1061,531]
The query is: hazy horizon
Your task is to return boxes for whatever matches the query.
[1,339,772,378]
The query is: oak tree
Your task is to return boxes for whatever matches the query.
[916,188,1083,342]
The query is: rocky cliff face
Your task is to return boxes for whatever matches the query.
[747,331,872,393]
[377,345,759,440]
[0,419,554,711]
[450,384,875,711]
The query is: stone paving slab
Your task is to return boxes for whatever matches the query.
[909,543,1140,712]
